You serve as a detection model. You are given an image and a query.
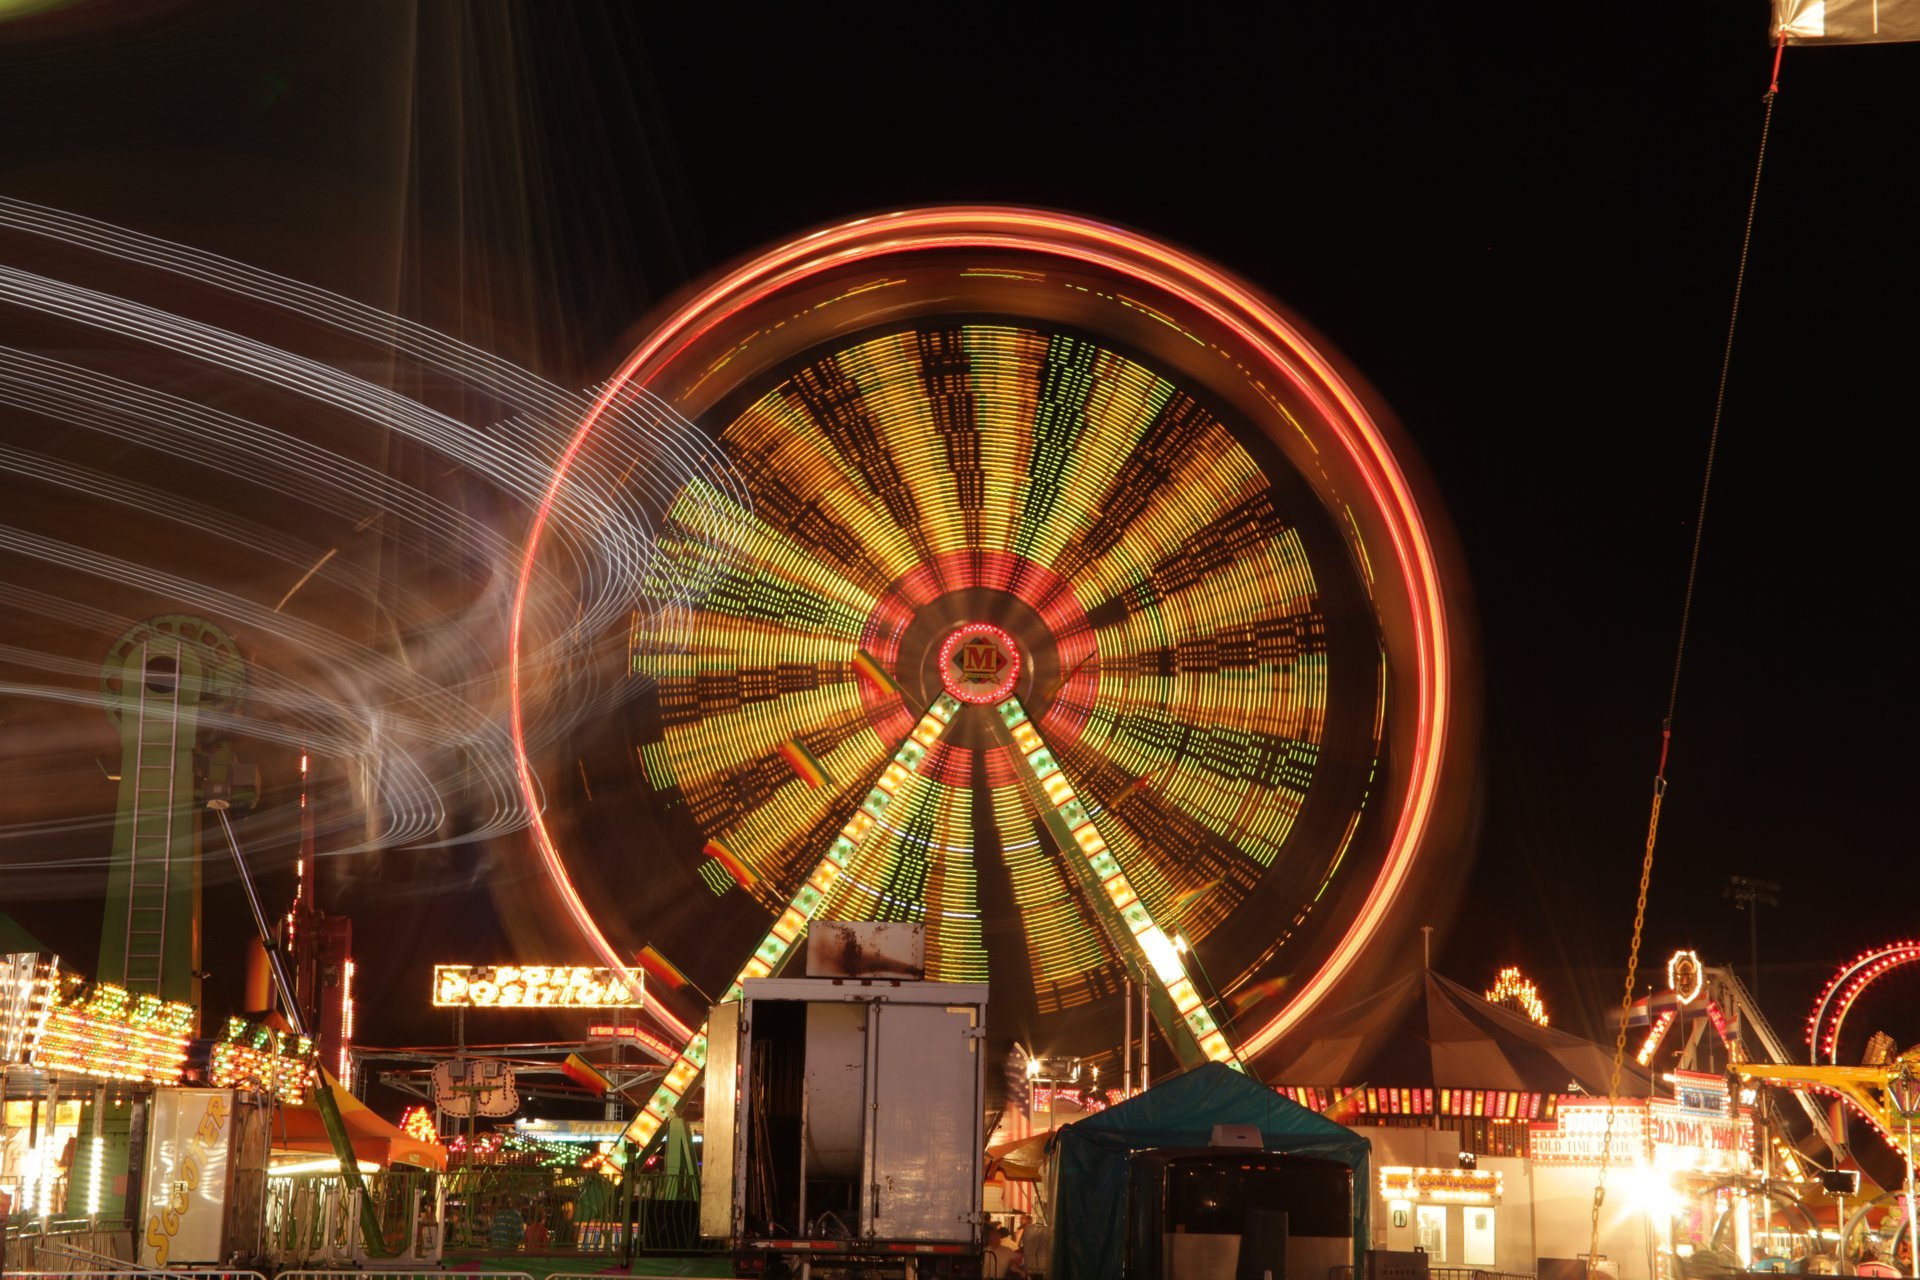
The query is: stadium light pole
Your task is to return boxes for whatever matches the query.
[1724,876,1780,1003]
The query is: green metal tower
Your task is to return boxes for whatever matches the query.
[97,614,248,1018]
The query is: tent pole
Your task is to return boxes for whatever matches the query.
[1123,977,1133,1097]
[1139,981,1150,1090]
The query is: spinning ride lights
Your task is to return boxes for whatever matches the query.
[1808,941,1920,1063]
[511,209,1461,1144]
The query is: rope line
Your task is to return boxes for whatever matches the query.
[1586,43,1784,1275]
[1666,79,1781,729]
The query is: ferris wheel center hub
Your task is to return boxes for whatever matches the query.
[938,622,1021,704]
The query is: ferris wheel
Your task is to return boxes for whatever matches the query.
[509,208,1466,1146]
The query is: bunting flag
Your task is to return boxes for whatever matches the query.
[851,648,903,697]
[997,1042,1035,1213]
[561,1052,611,1097]
[776,737,832,788]
[1110,766,1170,810]
[1169,876,1223,919]
[1227,973,1291,1017]
[635,944,693,992]
[702,838,757,892]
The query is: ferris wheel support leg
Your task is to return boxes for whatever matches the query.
[619,695,963,1153]
[990,694,1246,1075]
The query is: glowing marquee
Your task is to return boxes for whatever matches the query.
[1668,949,1704,1004]
[432,965,643,1008]
[1528,1076,1752,1173]
[0,953,58,1062]
[1379,1166,1504,1204]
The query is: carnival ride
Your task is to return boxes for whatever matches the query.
[1728,940,1920,1162]
[510,208,1471,1148]
[1617,944,1920,1267]
[96,614,250,1012]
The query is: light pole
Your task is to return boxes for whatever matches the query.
[1027,1056,1042,1135]
[1723,876,1780,1003]
[1033,1056,1081,1137]
[1888,1067,1920,1280]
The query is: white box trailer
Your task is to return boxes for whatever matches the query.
[701,977,988,1277]
[137,1087,271,1267]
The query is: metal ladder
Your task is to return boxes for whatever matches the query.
[121,637,185,994]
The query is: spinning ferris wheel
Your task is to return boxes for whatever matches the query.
[509,208,1467,1146]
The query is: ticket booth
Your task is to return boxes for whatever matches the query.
[1379,1165,1505,1267]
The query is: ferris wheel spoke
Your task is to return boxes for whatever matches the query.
[721,414,922,590]
[620,692,963,1150]
[990,693,1245,1072]
[1056,427,1284,609]
[649,690,879,794]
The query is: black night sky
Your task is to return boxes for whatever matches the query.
[0,4,1913,1071]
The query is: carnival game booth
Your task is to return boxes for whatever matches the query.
[1045,1063,1369,1280]
[1264,966,1653,1275]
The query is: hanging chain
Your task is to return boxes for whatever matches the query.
[1588,781,1664,1270]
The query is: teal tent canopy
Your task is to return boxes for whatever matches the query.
[1047,1062,1370,1280]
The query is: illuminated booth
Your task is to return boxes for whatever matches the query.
[3,934,337,1246]
[1376,1164,1507,1268]
[1527,1072,1757,1280]
[1266,965,1653,1274]
[2,937,197,1225]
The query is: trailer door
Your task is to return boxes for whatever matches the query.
[863,1001,980,1241]
[699,999,743,1240]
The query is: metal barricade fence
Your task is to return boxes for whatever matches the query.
[3,1226,138,1275]
[426,1166,711,1257]
[268,1169,450,1263]
[436,1167,712,1257]
[276,1272,531,1280]
[260,1167,714,1263]
[1334,1268,1539,1280]
[4,1271,265,1280]
[442,1167,588,1254]
[624,1171,709,1256]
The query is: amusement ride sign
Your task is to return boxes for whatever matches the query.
[1529,1072,1752,1173]
[939,622,1021,704]
[431,965,643,1008]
